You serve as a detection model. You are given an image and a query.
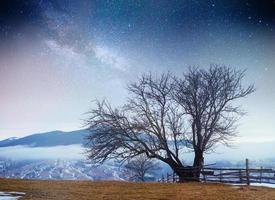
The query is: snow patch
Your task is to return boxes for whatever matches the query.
[250,183,275,189]
[0,191,25,200]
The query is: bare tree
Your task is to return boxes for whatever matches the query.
[85,73,189,181]
[173,65,255,179]
[123,155,160,182]
[85,65,255,181]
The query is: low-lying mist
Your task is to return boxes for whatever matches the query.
[0,145,85,160]
[0,140,274,162]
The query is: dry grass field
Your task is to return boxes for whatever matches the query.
[0,178,274,200]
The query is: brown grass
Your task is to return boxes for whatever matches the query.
[0,178,274,200]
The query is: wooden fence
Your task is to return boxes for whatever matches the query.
[160,159,275,185]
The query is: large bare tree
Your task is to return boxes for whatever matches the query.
[85,65,255,181]
[173,66,255,179]
[85,73,189,181]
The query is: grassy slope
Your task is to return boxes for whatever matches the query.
[0,179,274,200]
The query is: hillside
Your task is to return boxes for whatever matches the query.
[0,160,125,181]
[0,179,274,200]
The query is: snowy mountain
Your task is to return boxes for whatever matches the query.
[0,129,160,181]
[0,130,89,147]
[0,137,18,146]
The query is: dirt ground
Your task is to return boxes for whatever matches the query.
[0,178,274,200]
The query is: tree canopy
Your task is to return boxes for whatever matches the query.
[85,65,255,181]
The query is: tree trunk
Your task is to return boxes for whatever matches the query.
[192,149,204,181]
[166,155,204,182]
[174,166,196,182]
[167,162,195,182]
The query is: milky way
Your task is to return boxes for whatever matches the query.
[0,0,274,141]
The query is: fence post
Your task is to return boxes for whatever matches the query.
[162,174,164,183]
[166,172,169,183]
[260,166,263,184]
[172,172,175,183]
[245,158,250,185]
[219,170,222,182]
[239,169,242,183]
[201,167,206,182]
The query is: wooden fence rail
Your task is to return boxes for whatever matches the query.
[160,158,275,185]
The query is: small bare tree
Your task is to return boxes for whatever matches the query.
[123,155,160,182]
[173,65,255,179]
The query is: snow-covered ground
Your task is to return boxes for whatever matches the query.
[250,183,275,189]
[0,192,25,200]
[0,159,130,181]
[230,183,275,189]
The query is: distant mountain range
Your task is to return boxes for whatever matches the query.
[0,129,274,162]
[0,129,274,181]
[0,129,90,147]
[0,129,161,181]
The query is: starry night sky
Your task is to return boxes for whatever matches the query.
[0,0,274,141]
